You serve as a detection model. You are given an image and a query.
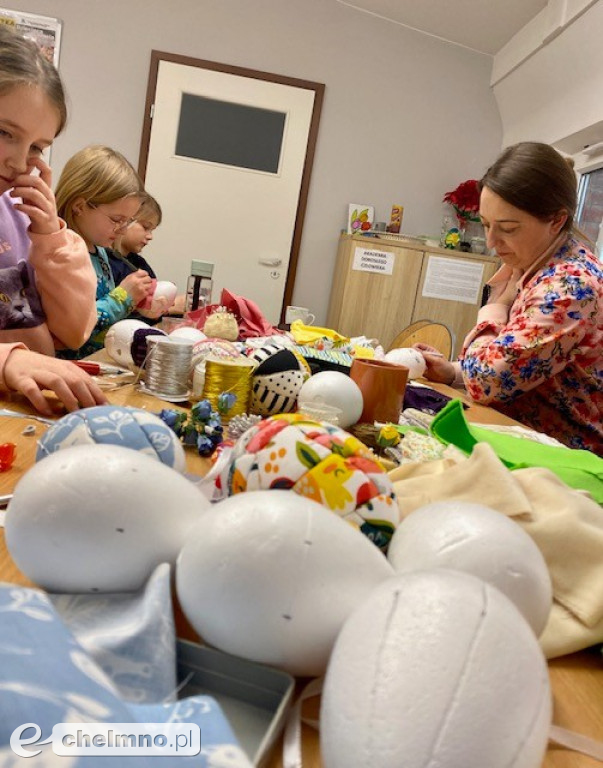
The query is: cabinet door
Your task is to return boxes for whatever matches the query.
[328,238,423,348]
[412,251,499,357]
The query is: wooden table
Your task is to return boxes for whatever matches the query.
[0,381,601,768]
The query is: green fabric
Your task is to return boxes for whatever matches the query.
[430,399,603,504]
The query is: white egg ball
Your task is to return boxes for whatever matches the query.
[383,347,427,378]
[169,326,207,344]
[321,570,552,768]
[176,490,393,676]
[5,444,209,593]
[104,319,149,367]
[150,280,178,313]
[387,501,552,636]
[297,371,363,428]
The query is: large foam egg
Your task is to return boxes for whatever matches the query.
[321,570,552,768]
[297,371,363,428]
[383,347,427,378]
[36,405,186,472]
[150,280,178,313]
[176,490,394,676]
[387,501,552,636]
[5,444,209,593]
[169,326,207,344]
[104,319,150,367]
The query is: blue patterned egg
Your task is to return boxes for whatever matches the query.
[36,405,186,472]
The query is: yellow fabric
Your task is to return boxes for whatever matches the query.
[388,442,603,658]
[289,320,349,346]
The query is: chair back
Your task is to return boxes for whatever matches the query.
[387,320,454,360]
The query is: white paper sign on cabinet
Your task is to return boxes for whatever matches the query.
[422,256,484,304]
[352,247,395,276]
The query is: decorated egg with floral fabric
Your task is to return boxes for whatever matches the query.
[36,405,186,472]
[226,413,399,549]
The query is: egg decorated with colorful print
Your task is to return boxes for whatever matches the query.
[321,570,552,768]
[176,490,394,676]
[5,444,209,593]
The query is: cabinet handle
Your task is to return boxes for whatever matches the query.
[259,258,282,267]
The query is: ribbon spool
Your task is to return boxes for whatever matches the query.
[201,357,255,423]
[142,336,193,401]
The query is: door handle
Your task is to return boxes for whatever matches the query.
[258,258,282,267]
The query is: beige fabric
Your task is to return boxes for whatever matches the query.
[388,443,603,658]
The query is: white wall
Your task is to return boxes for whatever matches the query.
[9,0,501,324]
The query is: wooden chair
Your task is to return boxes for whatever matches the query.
[387,319,454,360]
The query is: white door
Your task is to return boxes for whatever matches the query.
[141,57,322,324]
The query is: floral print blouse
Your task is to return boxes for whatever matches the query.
[459,237,602,455]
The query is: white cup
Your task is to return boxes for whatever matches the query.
[285,305,315,325]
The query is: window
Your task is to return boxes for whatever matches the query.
[576,166,603,246]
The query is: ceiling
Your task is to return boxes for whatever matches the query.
[336,0,549,55]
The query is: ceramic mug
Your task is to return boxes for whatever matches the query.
[285,305,315,325]
[349,358,409,424]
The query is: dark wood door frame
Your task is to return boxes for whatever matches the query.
[138,50,325,322]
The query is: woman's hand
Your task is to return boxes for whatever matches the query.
[10,157,61,235]
[3,348,107,415]
[486,264,522,307]
[413,343,456,385]
[120,270,153,305]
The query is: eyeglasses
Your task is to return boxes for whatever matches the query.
[86,202,135,231]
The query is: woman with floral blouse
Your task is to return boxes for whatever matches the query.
[419,141,602,455]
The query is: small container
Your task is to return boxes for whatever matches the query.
[185,260,214,312]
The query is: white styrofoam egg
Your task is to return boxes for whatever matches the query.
[5,444,209,593]
[150,280,178,313]
[387,501,552,637]
[104,319,149,367]
[169,326,207,344]
[176,490,394,676]
[321,570,552,768]
[383,347,427,378]
[297,371,363,428]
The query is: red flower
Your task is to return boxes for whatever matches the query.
[443,179,481,226]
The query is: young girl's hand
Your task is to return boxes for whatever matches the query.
[10,157,61,235]
[120,270,153,305]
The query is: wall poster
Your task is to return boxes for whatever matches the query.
[0,7,62,67]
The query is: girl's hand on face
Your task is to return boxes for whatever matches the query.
[412,343,456,385]
[120,270,153,305]
[10,157,61,236]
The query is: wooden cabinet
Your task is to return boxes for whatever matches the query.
[327,234,499,358]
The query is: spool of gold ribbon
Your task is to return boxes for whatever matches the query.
[202,357,255,423]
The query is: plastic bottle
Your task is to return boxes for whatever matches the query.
[185,260,214,312]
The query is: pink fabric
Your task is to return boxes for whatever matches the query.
[185,288,285,339]
[136,278,158,310]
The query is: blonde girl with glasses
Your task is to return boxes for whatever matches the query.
[55,145,155,359]
[0,26,106,413]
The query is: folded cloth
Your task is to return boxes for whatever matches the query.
[388,442,603,658]
[186,288,284,339]
[288,320,349,347]
[430,399,603,503]
[0,580,252,766]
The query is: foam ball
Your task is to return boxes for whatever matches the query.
[176,490,394,676]
[249,344,309,416]
[321,570,552,768]
[169,326,207,344]
[151,280,178,313]
[383,347,426,378]
[5,444,209,592]
[226,413,399,550]
[36,405,186,473]
[297,371,363,428]
[104,319,166,369]
[387,501,552,636]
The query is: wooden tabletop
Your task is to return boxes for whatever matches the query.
[0,378,601,767]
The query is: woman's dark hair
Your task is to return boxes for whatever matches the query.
[480,141,577,233]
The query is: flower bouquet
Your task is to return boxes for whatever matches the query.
[443,179,481,229]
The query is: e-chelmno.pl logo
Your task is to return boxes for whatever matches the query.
[10,722,201,757]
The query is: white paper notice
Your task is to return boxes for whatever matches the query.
[352,247,395,275]
[422,256,484,304]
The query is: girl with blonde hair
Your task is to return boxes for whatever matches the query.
[55,145,155,358]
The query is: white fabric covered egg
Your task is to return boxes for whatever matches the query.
[383,347,427,378]
[104,319,150,367]
[321,570,552,768]
[5,444,209,593]
[176,490,394,676]
[387,501,552,636]
[297,371,363,428]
